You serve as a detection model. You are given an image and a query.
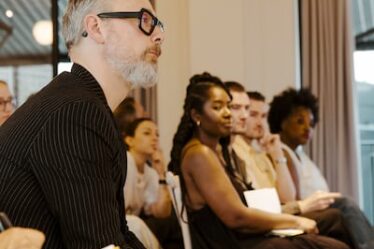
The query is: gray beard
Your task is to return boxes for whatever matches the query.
[126,61,158,88]
[108,57,158,89]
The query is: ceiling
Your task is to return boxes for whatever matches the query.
[0,0,373,67]
[0,0,68,66]
[0,0,51,65]
[352,0,374,50]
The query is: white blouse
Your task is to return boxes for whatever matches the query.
[281,143,329,199]
[124,152,159,216]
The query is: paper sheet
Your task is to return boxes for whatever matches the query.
[244,188,304,237]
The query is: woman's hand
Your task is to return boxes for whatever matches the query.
[151,149,166,177]
[295,216,319,234]
[298,191,341,213]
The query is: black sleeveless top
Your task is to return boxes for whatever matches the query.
[181,139,255,249]
[188,205,243,249]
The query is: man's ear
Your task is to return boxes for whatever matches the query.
[190,109,201,124]
[83,14,105,44]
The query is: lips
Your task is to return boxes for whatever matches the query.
[151,144,158,150]
[222,122,232,129]
[303,132,311,140]
[147,46,162,58]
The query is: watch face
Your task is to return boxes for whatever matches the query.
[275,157,287,164]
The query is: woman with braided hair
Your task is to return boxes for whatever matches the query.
[167,72,350,249]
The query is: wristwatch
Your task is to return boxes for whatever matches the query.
[274,157,287,164]
[159,179,167,185]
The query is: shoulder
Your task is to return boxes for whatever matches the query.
[181,139,219,171]
[183,139,214,160]
[46,100,111,133]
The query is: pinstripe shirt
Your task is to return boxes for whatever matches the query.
[0,64,145,249]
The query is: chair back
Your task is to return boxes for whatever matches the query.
[166,171,192,249]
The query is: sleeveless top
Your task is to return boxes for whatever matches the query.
[281,143,329,199]
[181,139,250,249]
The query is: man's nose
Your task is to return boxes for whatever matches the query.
[152,25,165,45]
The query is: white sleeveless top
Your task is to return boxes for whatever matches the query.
[281,143,329,199]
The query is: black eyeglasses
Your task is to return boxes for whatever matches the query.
[97,8,164,36]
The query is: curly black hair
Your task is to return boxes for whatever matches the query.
[168,72,235,198]
[268,88,319,133]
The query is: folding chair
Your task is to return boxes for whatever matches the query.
[166,171,192,249]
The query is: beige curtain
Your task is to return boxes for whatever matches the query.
[301,0,358,200]
[132,86,158,122]
[132,0,158,122]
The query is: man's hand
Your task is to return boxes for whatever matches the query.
[298,191,342,213]
[0,227,45,249]
[259,133,284,161]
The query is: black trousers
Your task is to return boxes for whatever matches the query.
[331,197,374,249]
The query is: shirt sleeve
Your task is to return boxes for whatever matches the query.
[28,101,145,249]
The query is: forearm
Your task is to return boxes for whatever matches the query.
[274,161,297,202]
[281,201,301,214]
[224,206,299,233]
[150,186,172,218]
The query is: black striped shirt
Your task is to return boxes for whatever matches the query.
[0,64,145,249]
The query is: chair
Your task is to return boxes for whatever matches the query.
[166,171,192,249]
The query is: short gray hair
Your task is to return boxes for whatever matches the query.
[62,0,106,50]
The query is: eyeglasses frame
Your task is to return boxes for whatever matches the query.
[97,8,164,36]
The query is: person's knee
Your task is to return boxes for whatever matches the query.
[333,197,356,210]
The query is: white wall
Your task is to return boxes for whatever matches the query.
[157,0,299,162]
[157,0,191,163]
[189,0,246,81]
[244,0,300,100]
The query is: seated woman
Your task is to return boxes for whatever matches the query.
[268,88,374,249]
[123,118,172,249]
[168,72,350,249]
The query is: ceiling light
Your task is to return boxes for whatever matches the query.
[32,20,52,46]
[5,10,13,18]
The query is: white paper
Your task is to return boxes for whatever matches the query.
[269,228,304,237]
[102,245,118,249]
[244,188,281,214]
[244,188,304,237]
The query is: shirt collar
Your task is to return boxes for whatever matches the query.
[71,63,108,107]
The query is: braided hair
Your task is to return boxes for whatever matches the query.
[168,72,233,187]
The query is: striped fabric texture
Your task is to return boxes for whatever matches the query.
[0,64,145,249]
